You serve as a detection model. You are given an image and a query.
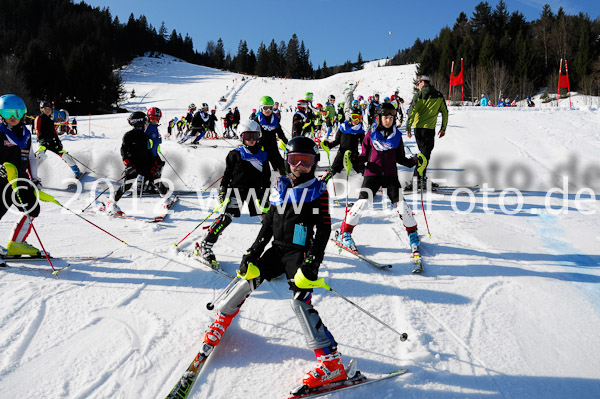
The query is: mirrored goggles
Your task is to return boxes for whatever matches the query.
[0,109,26,119]
[242,131,261,141]
[350,114,363,122]
[287,152,316,168]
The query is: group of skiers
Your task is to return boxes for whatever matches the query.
[0,75,449,392]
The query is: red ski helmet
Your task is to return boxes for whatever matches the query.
[147,107,162,123]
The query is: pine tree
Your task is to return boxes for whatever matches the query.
[286,34,300,78]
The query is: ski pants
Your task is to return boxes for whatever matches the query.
[37,138,77,168]
[330,147,359,175]
[214,245,337,351]
[1,181,40,243]
[413,128,435,179]
[114,166,166,202]
[342,175,416,232]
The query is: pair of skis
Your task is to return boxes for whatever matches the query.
[96,196,179,223]
[164,340,408,399]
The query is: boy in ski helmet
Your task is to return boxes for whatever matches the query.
[196,119,271,267]
[322,107,365,179]
[201,136,350,391]
[324,95,336,139]
[337,103,421,253]
[253,95,288,175]
[34,100,82,178]
[0,94,43,256]
[104,112,169,215]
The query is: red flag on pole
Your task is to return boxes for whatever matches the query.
[448,58,464,105]
[557,59,572,108]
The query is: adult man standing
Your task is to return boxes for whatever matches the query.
[405,75,448,190]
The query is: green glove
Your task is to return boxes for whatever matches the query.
[294,268,331,290]
[237,262,261,280]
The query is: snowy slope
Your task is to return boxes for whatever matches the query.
[1,54,599,399]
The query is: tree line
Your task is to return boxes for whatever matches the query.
[391,1,600,103]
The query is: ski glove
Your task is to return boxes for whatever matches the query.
[294,267,330,291]
[300,254,320,281]
[123,159,132,167]
[239,250,259,276]
[218,189,227,204]
[0,165,6,180]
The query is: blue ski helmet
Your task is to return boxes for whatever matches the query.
[0,94,27,119]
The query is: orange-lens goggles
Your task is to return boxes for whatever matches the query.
[287,152,316,168]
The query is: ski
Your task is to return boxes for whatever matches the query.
[288,368,409,399]
[1,258,71,274]
[1,251,112,262]
[432,185,480,194]
[149,196,179,223]
[165,342,214,399]
[329,238,392,269]
[180,248,236,279]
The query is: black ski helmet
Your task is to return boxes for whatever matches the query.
[128,111,148,129]
[285,136,320,175]
[375,103,397,131]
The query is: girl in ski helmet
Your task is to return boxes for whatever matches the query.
[144,107,164,192]
[292,99,313,138]
[337,102,421,253]
[196,118,271,266]
[202,135,350,392]
[0,94,43,257]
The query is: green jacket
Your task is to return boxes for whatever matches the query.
[324,103,336,124]
[407,83,448,131]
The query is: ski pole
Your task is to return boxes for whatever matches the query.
[417,154,432,237]
[62,151,96,174]
[81,176,125,212]
[340,150,352,222]
[202,175,223,193]
[2,162,57,276]
[296,273,408,341]
[34,189,129,244]
[173,199,228,247]
[160,151,193,190]
[206,276,239,310]
[320,141,337,198]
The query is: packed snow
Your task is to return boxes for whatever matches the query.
[1,53,599,398]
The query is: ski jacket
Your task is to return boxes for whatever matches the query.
[255,112,287,145]
[121,127,154,174]
[292,111,313,137]
[0,122,38,180]
[208,113,218,130]
[358,125,416,177]
[145,123,162,157]
[407,83,448,131]
[220,145,271,192]
[233,109,241,125]
[225,112,235,127]
[250,176,331,262]
[34,113,58,141]
[327,121,365,151]
[191,110,210,133]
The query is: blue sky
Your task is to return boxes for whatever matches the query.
[80,0,599,67]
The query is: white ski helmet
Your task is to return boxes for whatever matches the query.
[238,119,261,141]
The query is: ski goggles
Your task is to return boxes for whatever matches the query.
[241,131,261,141]
[0,109,26,119]
[350,114,363,122]
[287,152,316,168]
[380,110,397,117]
[261,105,273,111]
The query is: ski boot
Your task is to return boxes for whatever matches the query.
[71,165,82,178]
[195,241,219,269]
[408,230,420,249]
[203,311,236,347]
[6,241,41,257]
[301,351,348,389]
[105,201,124,216]
[337,231,357,252]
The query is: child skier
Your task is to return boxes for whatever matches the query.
[322,107,365,179]
[196,119,271,267]
[35,100,82,178]
[337,103,421,254]
[200,136,350,391]
[104,112,169,215]
[0,94,43,257]
[143,107,165,193]
[292,99,313,137]
[253,96,288,175]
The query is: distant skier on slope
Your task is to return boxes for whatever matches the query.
[201,136,352,391]
[103,112,171,215]
[35,100,82,178]
[196,119,271,267]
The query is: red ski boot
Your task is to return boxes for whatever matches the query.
[302,351,348,389]
[203,312,235,347]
